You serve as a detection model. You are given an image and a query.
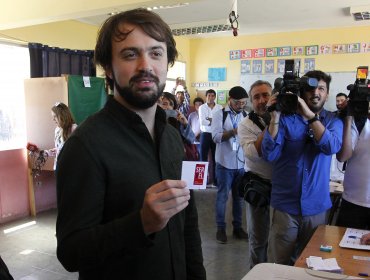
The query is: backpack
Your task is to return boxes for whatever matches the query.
[222,108,247,125]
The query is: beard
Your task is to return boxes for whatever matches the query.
[113,71,165,109]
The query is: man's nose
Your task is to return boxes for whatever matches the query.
[137,56,153,73]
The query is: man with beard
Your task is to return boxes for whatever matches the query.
[238,80,273,268]
[55,9,206,280]
[262,70,343,265]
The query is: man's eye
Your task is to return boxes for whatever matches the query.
[152,51,163,57]
[122,52,137,59]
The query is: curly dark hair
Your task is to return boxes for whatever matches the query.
[94,8,178,90]
[303,70,332,91]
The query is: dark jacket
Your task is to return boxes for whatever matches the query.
[56,97,206,279]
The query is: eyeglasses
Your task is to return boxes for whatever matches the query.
[230,98,247,106]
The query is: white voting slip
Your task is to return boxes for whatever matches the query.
[241,263,363,280]
[339,228,370,251]
[306,256,342,273]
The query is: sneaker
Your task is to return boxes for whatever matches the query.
[216,229,227,244]
[233,228,248,240]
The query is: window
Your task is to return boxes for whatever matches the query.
[164,61,186,92]
[0,43,29,151]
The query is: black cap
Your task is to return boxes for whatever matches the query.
[229,86,248,99]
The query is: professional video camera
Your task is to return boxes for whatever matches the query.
[347,66,370,118]
[273,60,318,114]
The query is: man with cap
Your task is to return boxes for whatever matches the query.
[211,86,249,243]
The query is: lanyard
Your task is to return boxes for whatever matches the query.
[228,111,240,129]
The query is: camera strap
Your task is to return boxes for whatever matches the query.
[248,111,267,131]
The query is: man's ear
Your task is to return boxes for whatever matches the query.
[106,67,113,80]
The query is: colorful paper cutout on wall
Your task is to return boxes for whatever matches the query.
[266,48,278,57]
[293,46,304,56]
[304,58,315,71]
[265,60,274,73]
[252,60,262,73]
[306,45,318,56]
[241,60,251,74]
[230,50,241,60]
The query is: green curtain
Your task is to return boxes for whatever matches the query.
[68,75,107,125]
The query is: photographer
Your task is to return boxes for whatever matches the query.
[238,80,273,268]
[336,95,370,230]
[262,70,343,265]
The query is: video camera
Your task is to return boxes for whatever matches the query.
[347,66,370,118]
[273,60,318,114]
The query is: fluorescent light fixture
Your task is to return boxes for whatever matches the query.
[3,221,36,234]
[350,5,370,21]
[146,2,189,11]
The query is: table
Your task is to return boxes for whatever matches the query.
[295,225,370,277]
[243,263,361,279]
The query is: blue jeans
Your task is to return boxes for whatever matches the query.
[215,163,245,229]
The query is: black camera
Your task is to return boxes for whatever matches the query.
[273,60,318,114]
[347,66,370,118]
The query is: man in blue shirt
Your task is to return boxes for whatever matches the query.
[262,70,343,265]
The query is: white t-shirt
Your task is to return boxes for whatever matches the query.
[342,119,370,208]
[198,103,222,133]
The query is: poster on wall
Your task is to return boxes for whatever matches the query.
[304,58,315,72]
[294,59,301,73]
[241,60,251,74]
[277,59,286,74]
[266,47,278,57]
[252,48,266,58]
[278,46,292,56]
[252,60,262,74]
[332,44,347,54]
[241,49,252,58]
[361,43,370,52]
[306,45,318,56]
[265,60,275,74]
[208,67,227,81]
[217,90,228,105]
[229,50,241,60]
[348,43,360,53]
[293,46,304,56]
[320,45,332,55]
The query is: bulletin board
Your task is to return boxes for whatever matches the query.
[240,72,356,112]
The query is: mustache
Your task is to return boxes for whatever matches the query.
[129,71,159,85]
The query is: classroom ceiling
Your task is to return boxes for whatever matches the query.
[2,0,370,37]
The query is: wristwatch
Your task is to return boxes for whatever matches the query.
[308,114,320,124]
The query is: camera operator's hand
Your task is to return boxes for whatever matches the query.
[345,100,355,117]
[266,93,281,119]
[266,93,281,138]
[297,96,315,120]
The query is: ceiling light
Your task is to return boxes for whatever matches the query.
[145,2,189,11]
[172,24,232,36]
[350,5,370,21]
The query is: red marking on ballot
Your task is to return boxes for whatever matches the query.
[193,164,206,185]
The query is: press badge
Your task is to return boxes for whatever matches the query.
[232,140,237,151]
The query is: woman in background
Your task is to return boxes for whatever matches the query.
[48,102,77,169]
